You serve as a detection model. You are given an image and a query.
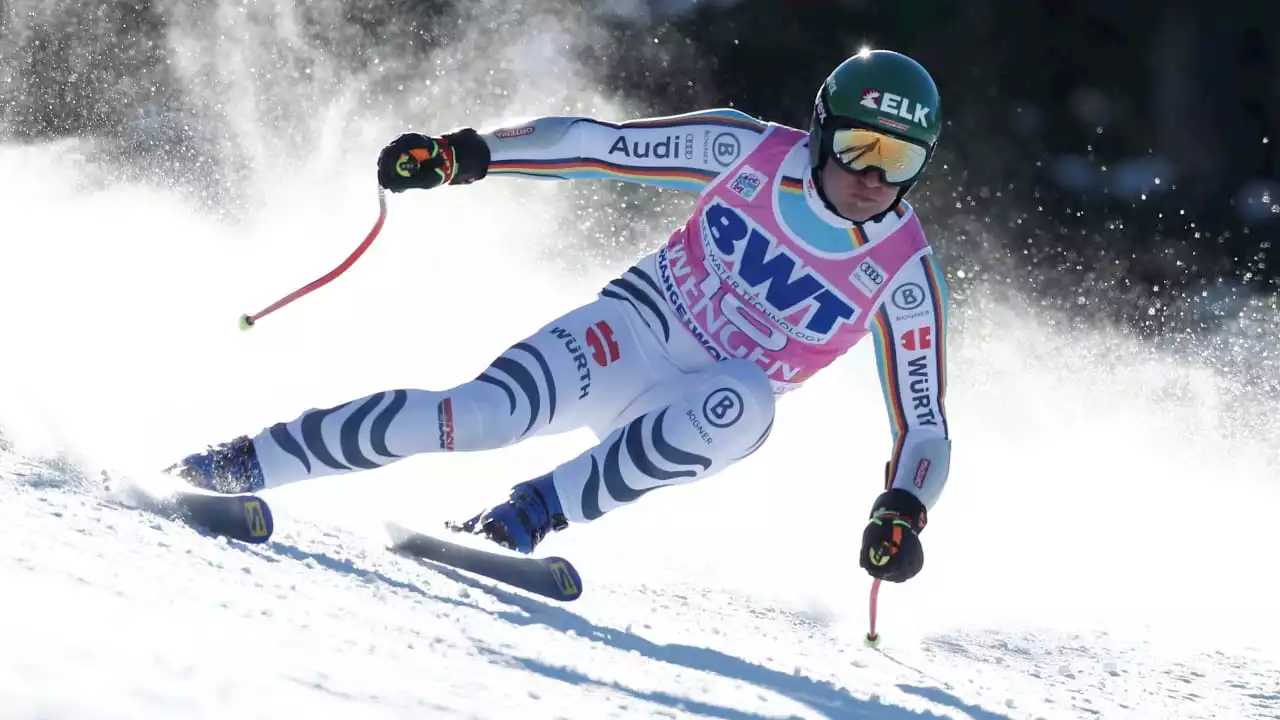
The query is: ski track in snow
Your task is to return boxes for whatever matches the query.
[2,456,1275,720]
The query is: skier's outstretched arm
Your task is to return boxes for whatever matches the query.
[859,250,952,583]
[479,111,768,192]
[375,110,770,195]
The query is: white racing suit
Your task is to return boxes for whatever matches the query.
[248,109,952,524]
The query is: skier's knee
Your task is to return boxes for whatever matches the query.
[538,360,775,525]
[392,375,548,454]
[672,359,776,463]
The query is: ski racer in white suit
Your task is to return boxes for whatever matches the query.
[171,49,952,584]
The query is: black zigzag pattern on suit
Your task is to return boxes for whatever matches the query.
[476,343,558,438]
[270,390,408,473]
[580,409,711,520]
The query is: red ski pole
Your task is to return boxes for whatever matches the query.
[238,186,388,330]
[864,578,883,647]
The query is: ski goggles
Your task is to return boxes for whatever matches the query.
[828,126,930,185]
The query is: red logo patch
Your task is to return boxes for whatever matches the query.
[913,459,931,488]
[900,327,932,352]
[493,125,535,139]
[437,398,455,451]
[585,321,620,367]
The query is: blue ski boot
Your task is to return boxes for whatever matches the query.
[449,473,568,554]
[166,435,266,494]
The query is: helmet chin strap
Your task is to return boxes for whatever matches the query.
[809,164,846,219]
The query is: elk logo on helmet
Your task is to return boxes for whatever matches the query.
[860,88,931,128]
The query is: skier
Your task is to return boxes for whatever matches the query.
[170,49,951,584]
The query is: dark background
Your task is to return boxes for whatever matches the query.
[3,0,1276,337]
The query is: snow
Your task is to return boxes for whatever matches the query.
[2,3,1279,717]
[1,456,1276,719]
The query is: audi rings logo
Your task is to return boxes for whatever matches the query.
[859,262,885,286]
[702,387,744,428]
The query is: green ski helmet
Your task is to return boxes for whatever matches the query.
[809,49,941,208]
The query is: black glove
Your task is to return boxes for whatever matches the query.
[859,488,927,583]
[376,128,490,193]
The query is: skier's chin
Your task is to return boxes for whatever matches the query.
[818,162,897,222]
[834,198,894,223]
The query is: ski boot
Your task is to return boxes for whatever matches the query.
[449,473,568,554]
[166,435,266,494]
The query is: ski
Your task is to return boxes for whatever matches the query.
[102,471,275,544]
[385,521,583,602]
[168,489,275,544]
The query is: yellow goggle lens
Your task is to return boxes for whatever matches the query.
[830,128,928,184]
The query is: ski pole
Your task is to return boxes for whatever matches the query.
[864,578,882,647]
[238,185,388,330]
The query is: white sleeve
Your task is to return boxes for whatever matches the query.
[868,250,951,510]
[477,109,769,193]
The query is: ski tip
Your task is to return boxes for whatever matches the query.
[173,491,274,544]
[383,520,418,548]
[540,556,584,601]
[240,496,274,543]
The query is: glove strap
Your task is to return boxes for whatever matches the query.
[441,128,491,185]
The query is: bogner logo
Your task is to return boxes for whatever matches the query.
[860,89,931,127]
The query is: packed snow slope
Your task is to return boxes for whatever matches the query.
[2,455,1275,720]
[1,1,1278,718]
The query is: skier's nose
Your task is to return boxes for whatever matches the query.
[857,167,887,187]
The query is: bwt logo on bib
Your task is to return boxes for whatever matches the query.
[702,200,857,341]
